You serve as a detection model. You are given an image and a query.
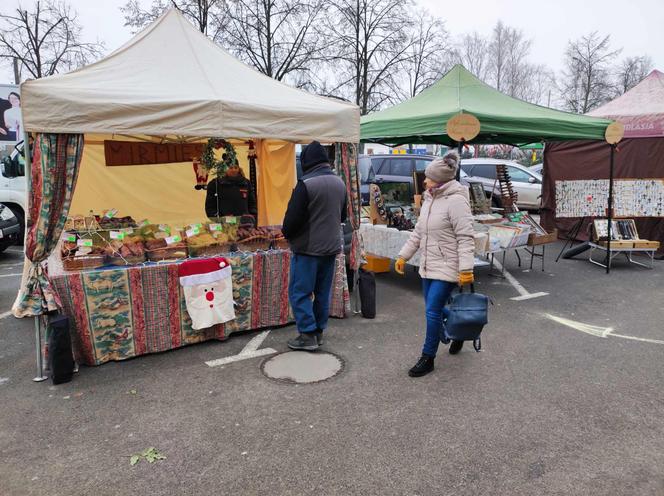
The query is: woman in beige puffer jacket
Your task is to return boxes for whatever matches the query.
[395,151,475,377]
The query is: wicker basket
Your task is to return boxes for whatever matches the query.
[237,236,271,252]
[187,243,232,258]
[62,255,106,272]
[107,254,146,266]
[146,245,188,261]
[271,238,289,251]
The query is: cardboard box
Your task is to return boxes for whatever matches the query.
[528,229,558,246]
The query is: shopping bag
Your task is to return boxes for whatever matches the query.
[358,268,376,319]
[444,284,488,352]
[47,314,75,385]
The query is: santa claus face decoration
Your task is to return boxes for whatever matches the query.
[187,279,229,311]
[178,257,236,330]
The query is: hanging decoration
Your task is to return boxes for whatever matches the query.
[192,157,209,190]
[200,138,239,178]
[247,140,258,198]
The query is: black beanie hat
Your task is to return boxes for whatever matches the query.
[301,141,329,172]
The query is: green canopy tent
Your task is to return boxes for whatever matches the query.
[361,65,627,274]
[360,65,611,146]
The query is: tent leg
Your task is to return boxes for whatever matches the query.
[606,144,616,274]
[33,316,48,382]
[456,140,464,181]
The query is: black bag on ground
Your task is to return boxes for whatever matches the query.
[47,314,75,385]
[443,284,489,351]
[358,268,376,319]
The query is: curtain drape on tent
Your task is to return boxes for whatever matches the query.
[13,133,85,318]
[256,140,296,226]
[335,143,361,270]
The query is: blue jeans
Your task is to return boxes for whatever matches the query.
[289,253,337,333]
[422,278,455,357]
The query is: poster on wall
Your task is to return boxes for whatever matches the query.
[555,179,664,218]
[0,84,22,144]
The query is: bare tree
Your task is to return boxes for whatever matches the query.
[396,9,452,99]
[324,0,415,114]
[121,0,224,35]
[515,63,557,105]
[614,55,652,95]
[487,21,533,97]
[213,0,327,84]
[455,31,490,81]
[560,32,621,113]
[0,0,104,81]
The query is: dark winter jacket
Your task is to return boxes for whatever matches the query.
[205,175,257,219]
[282,163,347,256]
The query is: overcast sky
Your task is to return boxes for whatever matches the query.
[1,0,662,83]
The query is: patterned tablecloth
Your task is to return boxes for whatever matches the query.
[49,250,349,366]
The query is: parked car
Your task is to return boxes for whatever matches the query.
[460,158,543,210]
[359,153,470,205]
[0,203,21,253]
[0,140,26,241]
[530,163,543,175]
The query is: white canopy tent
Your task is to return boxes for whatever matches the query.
[20,9,359,143]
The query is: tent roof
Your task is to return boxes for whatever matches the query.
[20,9,359,142]
[587,70,664,138]
[360,65,611,145]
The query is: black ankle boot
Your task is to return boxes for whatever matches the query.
[449,340,464,355]
[408,355,435,377]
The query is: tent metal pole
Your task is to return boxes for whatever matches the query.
[606,144,616,274]
[33,316,47,382]
[24,131,47,382]
[456,140,464,181]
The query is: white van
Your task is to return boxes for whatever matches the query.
[0,140,27,240]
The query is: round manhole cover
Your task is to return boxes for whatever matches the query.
[261,351,344,384]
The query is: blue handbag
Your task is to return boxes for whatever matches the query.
[443,284,489,352]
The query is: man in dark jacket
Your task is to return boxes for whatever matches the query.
[282,141,347,351]
[205,163,257,220]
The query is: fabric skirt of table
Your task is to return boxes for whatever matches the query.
[50,250,349,366]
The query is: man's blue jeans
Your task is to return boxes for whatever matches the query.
[289,253,337,333]
[422,278,455,357]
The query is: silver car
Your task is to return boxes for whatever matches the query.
[460,158,543,210]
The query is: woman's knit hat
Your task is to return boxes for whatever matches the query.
[424,150,460,184]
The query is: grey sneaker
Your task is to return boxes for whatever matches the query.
[314,329,324,346]
[287,332,319,351]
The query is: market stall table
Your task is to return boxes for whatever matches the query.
[49,249,349,366]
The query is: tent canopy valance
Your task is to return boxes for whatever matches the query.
[360,65,612,146]
[20,9,360,143]
[587,70,664,138]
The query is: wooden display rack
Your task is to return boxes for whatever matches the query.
[589,219,660,270]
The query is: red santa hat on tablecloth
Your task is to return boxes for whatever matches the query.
[178,257,232,287]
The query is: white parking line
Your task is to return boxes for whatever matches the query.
[0,273,21,278]
[491,258,548,301]
[5,249,24,254]
[0,263,26,269]
[0,311,13,320]
[205,330,277,367]
[546,314,664,345]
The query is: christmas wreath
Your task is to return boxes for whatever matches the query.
[201,138,239,177]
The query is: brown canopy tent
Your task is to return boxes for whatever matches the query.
[541,70,664,255]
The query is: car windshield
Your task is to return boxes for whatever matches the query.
[358,157,374,183]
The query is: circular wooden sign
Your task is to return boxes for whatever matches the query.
[605,121,625,144]
[446,113,481,142]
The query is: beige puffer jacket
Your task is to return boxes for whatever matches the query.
[398,180,475,282]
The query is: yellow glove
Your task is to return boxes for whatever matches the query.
[458,270,474,286]
[394,257,406,275]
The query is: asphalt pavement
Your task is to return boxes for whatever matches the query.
[1,244,663,495]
